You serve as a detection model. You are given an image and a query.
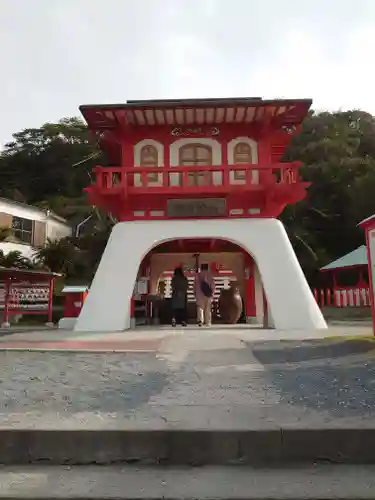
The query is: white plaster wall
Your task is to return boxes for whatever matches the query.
[169,138,222,186]
[46,218,72,241]
[0,242,35,259]
[0,200,45,222]
[74,218,327,332]
[0,200,71,240]
[134,139,164,187]
[227,137,259,185]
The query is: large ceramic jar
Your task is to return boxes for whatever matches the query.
[219,285,242,324]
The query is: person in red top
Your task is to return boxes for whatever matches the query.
[194,263,215,327]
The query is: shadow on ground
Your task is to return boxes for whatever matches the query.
[250,339,375,418]
[251,339,375,364]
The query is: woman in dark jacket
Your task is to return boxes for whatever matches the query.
[171,267,188,327]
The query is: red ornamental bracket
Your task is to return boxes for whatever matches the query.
[171,126,220,137]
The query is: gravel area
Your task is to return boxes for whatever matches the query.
[0,352,168,414]
[0,339,375,428]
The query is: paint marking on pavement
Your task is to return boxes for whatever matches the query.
[204,363,265,374]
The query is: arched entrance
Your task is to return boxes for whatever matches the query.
[74,218,326,332]
[134,239,258,327]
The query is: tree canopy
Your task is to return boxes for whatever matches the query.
[0,117,102,210]
[1,109,375,285]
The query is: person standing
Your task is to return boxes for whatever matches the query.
[171,266,188,327]
[195,263,215,327]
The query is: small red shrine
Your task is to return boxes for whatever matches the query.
[74,97,326,332]
[359,215,375,334]
[0,267,58,327]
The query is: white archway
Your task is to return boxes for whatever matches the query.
[74,218,327,332]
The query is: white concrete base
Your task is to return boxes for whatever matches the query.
[74,218,327,333]
[58,317,77,330]
[245,316,258,325]
[1,322,10,329]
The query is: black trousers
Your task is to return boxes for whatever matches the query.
[172,306,187,324]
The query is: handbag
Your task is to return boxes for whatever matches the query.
[200,279,213,298]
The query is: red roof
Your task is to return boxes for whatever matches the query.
[359,214,375,230]
[0,267,61,282]
[80,97,312,131]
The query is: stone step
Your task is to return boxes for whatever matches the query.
[2,428,375,465]
[2,464,375,499]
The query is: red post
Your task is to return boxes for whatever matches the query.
[244,258,255,321]
[332,271,337,288]
[326,288,331,306]
[245,276,255,320]
[47,277,54,324]
[313,288,318,304]
[320,288,325,307]
[3,278,10,326]
[364,228,375,335]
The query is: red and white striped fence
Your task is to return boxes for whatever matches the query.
[314,287,371,308]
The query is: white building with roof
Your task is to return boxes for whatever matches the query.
[0,198,72,259]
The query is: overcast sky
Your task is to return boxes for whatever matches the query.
[1,0,374,146]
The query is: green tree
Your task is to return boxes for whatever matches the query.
[2,109,375,287]
[284,109,375,281]
[0,250,34,269]
[0,117,102,203]
[34,238,79,274]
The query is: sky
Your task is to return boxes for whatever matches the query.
[1,0,375,146]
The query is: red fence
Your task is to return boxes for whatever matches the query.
[314,287,371,308]
[91,163,302,192]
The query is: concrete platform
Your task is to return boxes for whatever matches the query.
[0,327,374,467]
[0,332,374,464]
[2,465,375,499]
[2,428,375,465]
[0,324,372,352]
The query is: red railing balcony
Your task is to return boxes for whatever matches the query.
[89,162,305,196]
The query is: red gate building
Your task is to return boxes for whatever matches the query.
[73,97,326,332]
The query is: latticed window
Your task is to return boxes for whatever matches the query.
[12,216,33,244]
[233,142,252,180]
[179,144,212,165]
[140,145,159,182]
[179,144,212,186]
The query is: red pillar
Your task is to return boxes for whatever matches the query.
[244,256,255,321]
[364,228,375,335]
[3,278,10,326]
[47,277,54,324]
[326,288,331,307]
[332,271,337,288]
[320,289,325,307]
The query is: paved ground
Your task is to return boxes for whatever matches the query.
[0,323,372,351]
[0,326,375,429]
[3,464,375,499]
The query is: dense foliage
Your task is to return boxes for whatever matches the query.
[1,110,375,285]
